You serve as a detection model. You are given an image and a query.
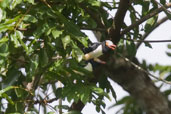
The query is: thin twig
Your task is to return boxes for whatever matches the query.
[58,81,62,114]
[122,38,171,43]
[117,53,171,85]
[153,0,171,14]
[121,3,171,35]
[14,5,32,31]
[136,16,169,49]
[40,0,52,8]
[46,104,58,114]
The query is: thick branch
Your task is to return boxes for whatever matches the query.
[108,0,130,44]
[69,100,85,111]
[117,53,171,85]
[96,55,171,114]
[121,3,171,35]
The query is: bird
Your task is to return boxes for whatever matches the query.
[82,40,116,71]
[83,40,116,61]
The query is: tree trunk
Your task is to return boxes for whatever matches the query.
[97,55,171,114]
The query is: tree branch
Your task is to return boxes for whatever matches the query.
[121,3,171,35]
[25,61,54,111]
[122,38,171,43]
[95,54,171,114]
[108,0,130,44]
[136,16,169,48]
[153,0,171,14]
[14,5,32,30]
[117,53,171,85]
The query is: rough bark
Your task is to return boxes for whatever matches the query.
[100,56,171,114]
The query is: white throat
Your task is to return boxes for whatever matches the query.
[85,45,103,60]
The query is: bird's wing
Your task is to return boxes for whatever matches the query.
[84,45,103,60]
[83,42,101,54]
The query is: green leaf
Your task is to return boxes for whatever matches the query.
[10,33,20,48]
[126,41,136,57]
[33,22,50,38]
[39,48,49,67]
[23,15,38,23]
[1,93,14,105]
[92,87,103,94]
[76,36,88,47]
[168,44,171,49]
[164,89,171,96]
[114,96,132,106]
[15,30,29,53]
[2,68,21,89]
[87,18,97,28]
[24,0,35,4]
[15,88,23,98]
[55,105,70,110]
[142,1,150,16]
[9,0,22,10]
[52,29,63,39]
[0,24,13,32]
[0,42,9,57]
[54,87,62,99]
[0,37,8,43]
[0,8,3,22]
[27,54,39,81]
[91,86,111,100]
[0,15,21,32]
[80,87,91,104]
[0,0,12,9]
[71,42,84,62]
[53,10,84,37]
[47,112,55,114]
[0,86,17,97]
[50,9,88,46]
[144,42,152,48]
[99,75,117,101]
[88,0,101,7]
[164,10,171,20]
[8,112,21,114]
[160,0,166,5]
[144,16,158,33]
[166,52,171,57]
[62,35,71,49]
[15,102,24,113]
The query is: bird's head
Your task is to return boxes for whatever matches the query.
[101,40,116,53]
[105,40,116,51]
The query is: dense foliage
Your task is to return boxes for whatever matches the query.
[0,0,171,114]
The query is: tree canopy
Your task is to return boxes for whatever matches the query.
[0,0,171,114]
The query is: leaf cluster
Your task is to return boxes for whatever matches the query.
[0,0,116,113]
